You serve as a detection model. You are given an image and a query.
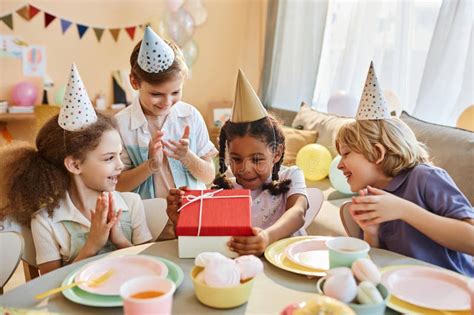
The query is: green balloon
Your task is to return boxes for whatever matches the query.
[54,85,66,105]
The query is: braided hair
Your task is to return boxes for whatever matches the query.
[212,115,291,195]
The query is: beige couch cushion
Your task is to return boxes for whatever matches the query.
[282,126,318,166]
[400,111,474,204]
[291,103,354,156]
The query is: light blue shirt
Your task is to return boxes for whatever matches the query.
[115,97,216,199]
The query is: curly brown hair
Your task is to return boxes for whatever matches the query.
[130,39,188,85]
[0,113,117,226]
[212,115,291,195]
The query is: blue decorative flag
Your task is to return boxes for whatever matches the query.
[77,23,89,39]
[60,19,72,34]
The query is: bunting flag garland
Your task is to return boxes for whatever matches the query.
[0,3,145,43]
[60,19,72,34]
[0,14,13,30]
[125,26,136,40]
[44,12,56,28]
[77,23,89,39]
[93,28,105,42]
[16,6,30,21]
[109,28,120,42]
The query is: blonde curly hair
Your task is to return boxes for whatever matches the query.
[335,118,430,177]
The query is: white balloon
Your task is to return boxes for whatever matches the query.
[327,90,358,118]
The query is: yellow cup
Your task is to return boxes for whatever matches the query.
[190,266,255,309]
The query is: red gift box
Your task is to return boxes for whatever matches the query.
[176,189,253,237]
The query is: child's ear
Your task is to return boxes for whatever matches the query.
[129,74,140,90]
[64,156,82,175]
[374,144,386,165]
[272,144,284,164]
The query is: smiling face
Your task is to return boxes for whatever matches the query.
[75,130,124,192]
[337,143,388,192]
[228,135,282,190]
[131,75,183,117]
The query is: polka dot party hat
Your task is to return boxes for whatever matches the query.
[58,63,97,131]
[356,61,391,120]
[138,26,175,73]
[230,69,268,123]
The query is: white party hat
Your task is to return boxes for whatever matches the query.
[230,69,268,123]
[58,64,97,131]
[138,26,175,73]
[356,61,391,120]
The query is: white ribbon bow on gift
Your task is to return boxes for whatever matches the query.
[177,189,251,236]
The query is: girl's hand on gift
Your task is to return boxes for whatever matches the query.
[106,192,132,249]
[148,131,164,173]
[166,186,188,225]
[228,227,270,256]
[86,193,116,253]
[163,126,190,162]
[350,186,408,231]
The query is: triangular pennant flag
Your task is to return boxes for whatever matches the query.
[44,12,56,28]
[93,28,104,42]
[29,5,41,20]
[58,64,97,131]
[356,61,391,120]
[77,24,89,39]
[1,14,13,30]
[138,26,175,73]
[60,19,72,34]
[109,28,121,42]
[125,26,136,40]
[231,69,268,123]
[16,5,30,21]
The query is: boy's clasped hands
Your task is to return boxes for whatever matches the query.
[148,126,191,173]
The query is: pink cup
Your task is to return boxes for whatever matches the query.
[120,276,176,315]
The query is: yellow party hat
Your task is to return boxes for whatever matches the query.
[230,69,268,123]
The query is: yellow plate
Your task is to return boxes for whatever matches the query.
[380,265,471,315]
[264,236,332,277]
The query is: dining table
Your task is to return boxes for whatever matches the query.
[0,238,438,314]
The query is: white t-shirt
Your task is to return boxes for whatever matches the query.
[232,166,308,234]
[31,191,152,265]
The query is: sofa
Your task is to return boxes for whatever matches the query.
[274,103,474,237]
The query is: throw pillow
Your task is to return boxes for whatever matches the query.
[291,102,354,156]
[282,126,318,166]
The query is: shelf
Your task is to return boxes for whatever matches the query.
[0,108,121,123]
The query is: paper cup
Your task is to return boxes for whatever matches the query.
[326,237,370,268]
[120,276,176,315]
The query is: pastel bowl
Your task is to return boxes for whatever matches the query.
[190,266,255,309]
[316,277,389,315]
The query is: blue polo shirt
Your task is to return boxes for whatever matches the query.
[379,163,474,276]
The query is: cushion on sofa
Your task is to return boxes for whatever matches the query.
[400,111,474,205]
[282,126,318,166]
[291,102,354,156]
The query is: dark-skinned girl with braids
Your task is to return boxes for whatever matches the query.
[166,70,308,256]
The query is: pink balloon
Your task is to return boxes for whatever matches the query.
[11,81,38,106]
[327,90,358,118]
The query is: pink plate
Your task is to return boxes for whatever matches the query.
[76,255,168,296]
[284,239,329,270]
[381,266,470,311]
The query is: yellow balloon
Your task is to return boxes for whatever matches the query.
[296,144,332,181]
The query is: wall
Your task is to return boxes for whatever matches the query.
[0,0,267,143]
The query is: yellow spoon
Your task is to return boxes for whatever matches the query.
[35,269,114,300]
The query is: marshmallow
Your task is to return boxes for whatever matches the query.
[234,255,264,281]
[352,258,381,284]
[323,274,357,303]
[195,252,231,268]
[357,281,384,304]
[203,260,240,288]
[326,267,352,278]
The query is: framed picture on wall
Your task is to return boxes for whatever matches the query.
[208,100,233,128]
